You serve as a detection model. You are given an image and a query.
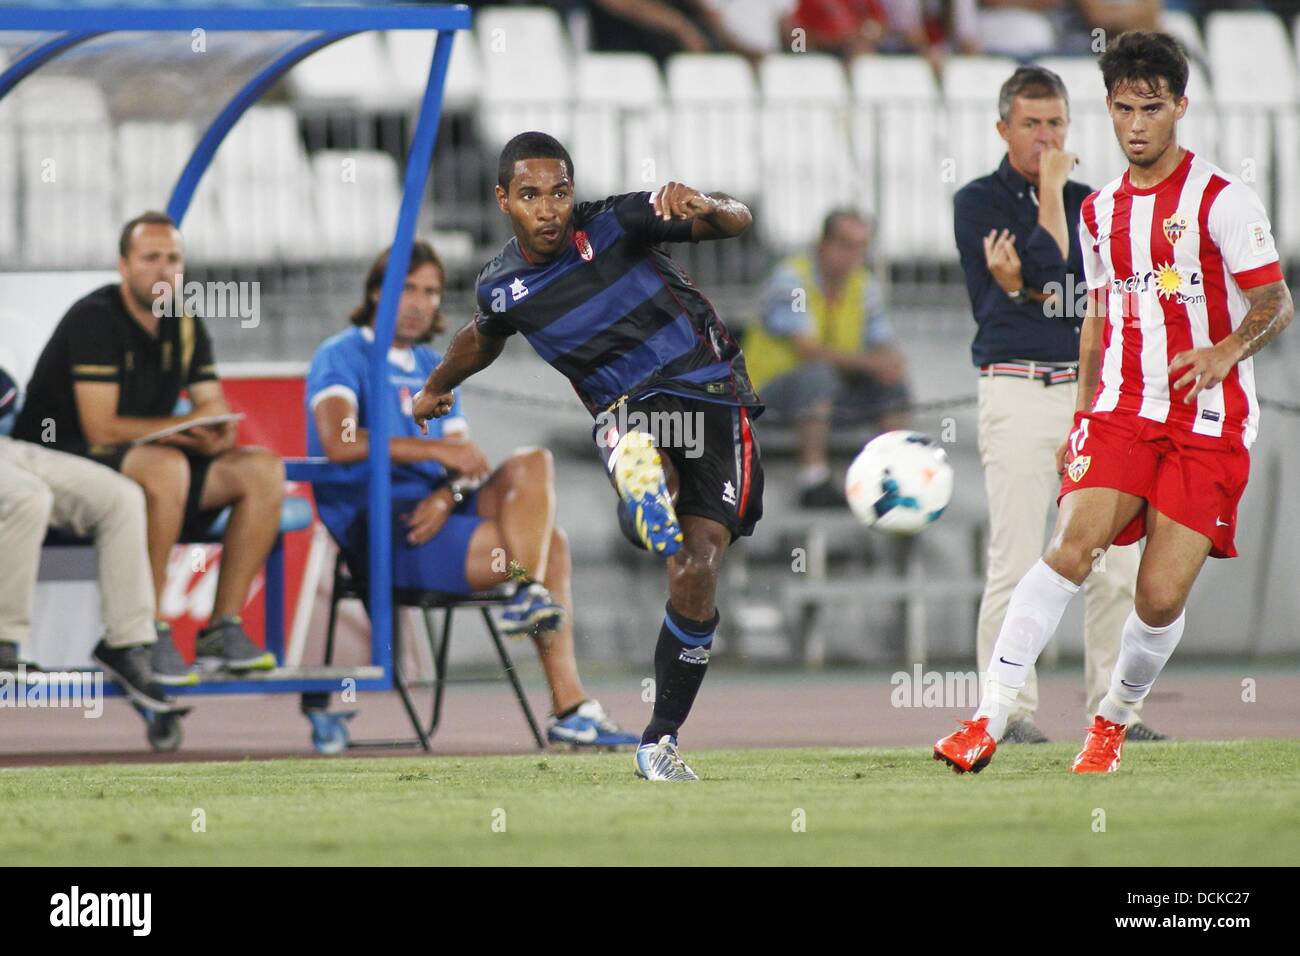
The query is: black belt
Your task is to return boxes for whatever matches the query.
[980,361,1078,387]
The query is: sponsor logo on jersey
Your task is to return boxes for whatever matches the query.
[510,276,528,301]
[1067,455,1092,483]
[721,479,737,506]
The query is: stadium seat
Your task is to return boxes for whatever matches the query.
[942,56,1019,185]
[571,52,666,201]
[0,72,17,265]
[665,53,760,201]
[116,121,198,218]
[476,6,573,153]
[850,55,946,262]
[387,28,482,112]
[14,77,116,267]
[1161,9,1208,66]
[287,33,395,109]
[310,150,403,259]
[1036,57,1126,189]
[1205,11,1296,255]
[208,105,320,261]
[757,53,855,250]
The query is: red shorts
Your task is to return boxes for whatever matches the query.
[1056,410,1250,559]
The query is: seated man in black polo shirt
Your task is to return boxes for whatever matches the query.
[12,211,284,681]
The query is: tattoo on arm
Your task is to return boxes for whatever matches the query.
[1230,281,1293,361]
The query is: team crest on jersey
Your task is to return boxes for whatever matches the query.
[1162,213,1187,245]
[574,229,593,262]
[1067,455,1092,483]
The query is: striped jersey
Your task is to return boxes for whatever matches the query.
[1079,150,1283,448]
[473,191,762,416]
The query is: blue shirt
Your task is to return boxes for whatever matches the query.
[953,155,1093,366]
[305,326,465,542]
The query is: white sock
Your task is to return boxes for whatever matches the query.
[798,464,830,487]
[1096,610,1185,726]
[975,559,1080,738]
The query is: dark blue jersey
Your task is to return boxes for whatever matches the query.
[474,191,763,416]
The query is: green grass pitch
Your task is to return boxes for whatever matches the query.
[2,740,1296,865]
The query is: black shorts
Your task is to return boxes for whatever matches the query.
[93,445,223,541]
[594,392,764,542]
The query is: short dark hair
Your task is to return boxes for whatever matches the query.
[350,241,446,342]
[820,208,870,243]
[998,66,1070,123]
[1099,30,1189,100]
[497,131,574,192]
[118,210,177,258]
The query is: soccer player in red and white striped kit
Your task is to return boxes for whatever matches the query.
[935,30,1293,774]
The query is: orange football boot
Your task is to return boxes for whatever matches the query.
[933,717,997,774]
[1071,715,1127,773]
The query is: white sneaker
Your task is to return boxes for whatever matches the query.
[633,734,699,781]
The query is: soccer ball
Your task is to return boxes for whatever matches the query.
[844,430,953,535]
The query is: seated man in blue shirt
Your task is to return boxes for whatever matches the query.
[306,242,636,747]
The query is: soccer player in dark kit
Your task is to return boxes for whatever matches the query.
[413,131,764,780]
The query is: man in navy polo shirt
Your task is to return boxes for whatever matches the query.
[954,66,1159,744]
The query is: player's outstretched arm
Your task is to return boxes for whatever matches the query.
[652,182,752,241]
[412,320,506,433]
[1170,280,1293,403]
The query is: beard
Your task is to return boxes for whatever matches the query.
[127,277,167,314]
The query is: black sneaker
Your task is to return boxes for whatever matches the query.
[799,478,847,510]
[1125,721,1169,742]
[1000,718,1050,744]
[92,640,177,712]
[0,640,17,672]
[195,615,276,672]
[152,622,199,686]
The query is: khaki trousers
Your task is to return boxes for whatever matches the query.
[0,436,155,651]
[976,375,1140,720]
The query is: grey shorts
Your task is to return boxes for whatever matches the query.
[759,362,911,425]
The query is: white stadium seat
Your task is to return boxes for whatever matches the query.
[1161,10,1208,66]
[476,6,573,153]
[1205,11,1296,255]
[757,53,855,251]
[851,55,947,262]
[942,56,1019,186]
[1036,56,1126,190]
[116,121,197,219]
[207,106,320,262]
[571,52,666,200]
[0,57,17,265]
[13,78,115,267]
[387,28,482,112]
[310,150,403,259]
[288,33,395,109]
[665,54,760,202]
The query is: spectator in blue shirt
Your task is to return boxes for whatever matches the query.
[306,242,637,747]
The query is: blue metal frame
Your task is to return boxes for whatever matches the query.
[0,5,470,697]
[166,30,354,222]
[0,30,102,100]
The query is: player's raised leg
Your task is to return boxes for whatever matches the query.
[1073,506,1210,773]
[934,484,1144,773]
[607,427,683,557]
[635,514,728,781]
